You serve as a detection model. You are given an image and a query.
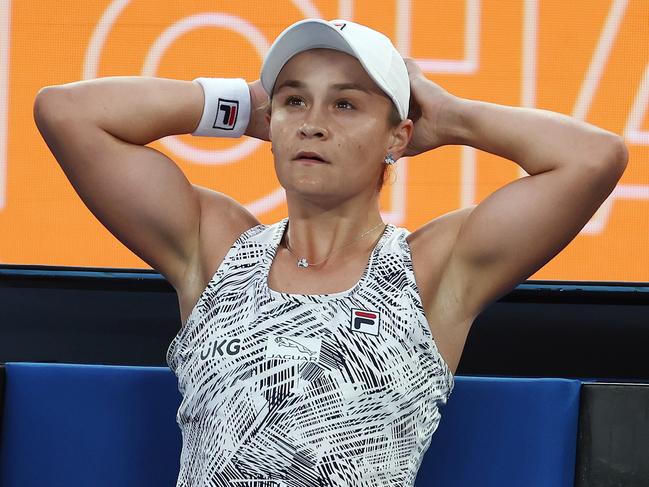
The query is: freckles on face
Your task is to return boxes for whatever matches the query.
[269,49,394,189]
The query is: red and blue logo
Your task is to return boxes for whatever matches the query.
[350,309,380,336]
[213,97,239,130]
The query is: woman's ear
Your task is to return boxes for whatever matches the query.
[264,104,273,141]
[387,119,414,159]
[266,114,272,141]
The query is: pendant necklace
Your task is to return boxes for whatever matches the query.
[283,221,386,269]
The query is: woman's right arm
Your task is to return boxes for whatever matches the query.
[34,77,260,291]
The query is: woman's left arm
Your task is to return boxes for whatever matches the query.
[404,58,628,318]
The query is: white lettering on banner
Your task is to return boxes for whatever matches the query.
[0,0,11,211]
[402,0,646,235]
[338,0,353,19]
[572,0,627,122]
[396,0,482,211]
[77,0,646,233]
[625,64,649,145]
[396,0,481,74]
[518,0,538,182]
[569,0,649,234]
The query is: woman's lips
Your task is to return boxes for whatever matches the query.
[294,151,328,163]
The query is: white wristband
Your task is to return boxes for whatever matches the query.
[191,77,251,138]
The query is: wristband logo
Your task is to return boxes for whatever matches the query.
[214,98,239,131]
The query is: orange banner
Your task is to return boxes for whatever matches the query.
[1,0,647,281]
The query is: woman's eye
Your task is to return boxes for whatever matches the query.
[286,96,304,106]
[336,100,354,110]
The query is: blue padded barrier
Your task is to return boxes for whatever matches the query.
[417,376,581,487]
[1,364,581,487]
[0,363,182,487]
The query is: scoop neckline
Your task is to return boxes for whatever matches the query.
[263,217,394,303]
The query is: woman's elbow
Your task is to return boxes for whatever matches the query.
[604,134,629,178]
[586,132,629,180]
[34,84,81,133]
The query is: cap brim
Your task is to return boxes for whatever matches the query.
[260,19,359,96]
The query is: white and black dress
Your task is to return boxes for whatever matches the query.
[167,217,454,487]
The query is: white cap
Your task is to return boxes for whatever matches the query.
[260,18,410,120]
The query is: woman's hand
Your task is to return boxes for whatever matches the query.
[245,79,271,141]
[403,58,459,157]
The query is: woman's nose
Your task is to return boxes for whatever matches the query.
[298,106,329,138]
[299,121,328,138]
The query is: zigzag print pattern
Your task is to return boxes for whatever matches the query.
[167,218,454,486]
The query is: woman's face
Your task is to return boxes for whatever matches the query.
[268,48,409,204]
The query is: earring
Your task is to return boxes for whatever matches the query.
[384,153,396,165]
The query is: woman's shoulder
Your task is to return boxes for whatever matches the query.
[404,207,475,266]
[406,207,474,248]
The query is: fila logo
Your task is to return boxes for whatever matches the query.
[350,309,380,336]
[213,98,239,130]
[333,22,346,30]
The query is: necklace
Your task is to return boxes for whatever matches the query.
[284,221,386,268]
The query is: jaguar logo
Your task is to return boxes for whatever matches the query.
[266,335,321,362]
[274,336,317,356]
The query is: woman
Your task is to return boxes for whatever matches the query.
[34,18,627,487]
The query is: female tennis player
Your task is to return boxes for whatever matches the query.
[34,18,627,487]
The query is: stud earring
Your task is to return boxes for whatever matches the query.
[384,153,396,165]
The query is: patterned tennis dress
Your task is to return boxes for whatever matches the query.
[167,217,454,486]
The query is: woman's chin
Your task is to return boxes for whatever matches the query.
[285,177,333,193]
[284,182,343,202]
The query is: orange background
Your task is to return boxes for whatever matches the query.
[1,0,647,281]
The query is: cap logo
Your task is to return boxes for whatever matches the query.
[332,22,346,30]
